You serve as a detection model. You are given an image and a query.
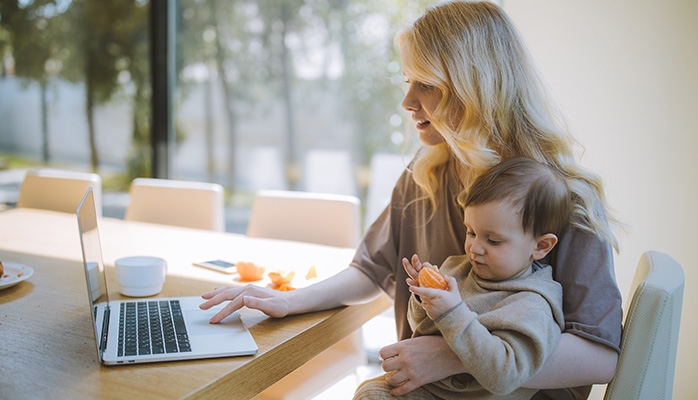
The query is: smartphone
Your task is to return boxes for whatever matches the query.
[193,259,237,274]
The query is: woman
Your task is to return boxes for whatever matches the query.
[200,2,622,399]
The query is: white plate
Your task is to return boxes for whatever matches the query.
[0,262,34,290]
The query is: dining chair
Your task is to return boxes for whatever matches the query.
[363,152,406,231]
[603,250,684,400]
[247,189,361,249]
[302,149,358,197]
[17,168,103,216]
[124,177,225,232]
[245,146,286,193]
[247,189,366,400]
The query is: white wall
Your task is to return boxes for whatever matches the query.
[503,1,698,398]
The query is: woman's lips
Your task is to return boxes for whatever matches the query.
[416,120,431,130]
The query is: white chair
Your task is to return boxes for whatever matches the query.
[17,168,103,216]
[363,152,407,230]
[603,250,684,400]
[247,189,361,249]
[245,146,287,192]
[247,189,365,400]
[124,177,225,231]
[302,150,357,197]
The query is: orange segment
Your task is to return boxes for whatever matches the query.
[275,283,296,291]
[236,261,266,282]
[418,266,448,289]
[268,270,295,286]
[305,265,317,280]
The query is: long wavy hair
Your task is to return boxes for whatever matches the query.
[396,0,619,250]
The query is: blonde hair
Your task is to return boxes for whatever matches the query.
[396,1,619,250]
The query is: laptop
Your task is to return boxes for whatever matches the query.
[76,187,258,365]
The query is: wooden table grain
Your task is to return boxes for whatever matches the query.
[0,208,391,400]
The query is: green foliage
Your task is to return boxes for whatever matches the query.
[0,0,150,175]
[1,0,434,191]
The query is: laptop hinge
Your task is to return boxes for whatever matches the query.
[100,305,110,352]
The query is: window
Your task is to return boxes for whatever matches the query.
[0,0,430,230]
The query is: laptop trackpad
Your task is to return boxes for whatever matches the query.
[184,308,246,336]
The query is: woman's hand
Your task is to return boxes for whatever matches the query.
[200,284,291,322]
[200,266,383,323]
[379,335,467,396]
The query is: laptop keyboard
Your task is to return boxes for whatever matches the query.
[117,300,192,357]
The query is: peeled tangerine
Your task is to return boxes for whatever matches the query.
[418,266,448,290]
[268,270,295,286]
[268,270,297,291]
[236,261,266,282]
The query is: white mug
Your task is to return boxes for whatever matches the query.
[115,256,167,297]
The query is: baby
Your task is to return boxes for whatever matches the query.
[355,157,570,400]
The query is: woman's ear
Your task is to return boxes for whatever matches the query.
[532,233,558,260]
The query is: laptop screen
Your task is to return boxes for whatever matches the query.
[76,187,110,356]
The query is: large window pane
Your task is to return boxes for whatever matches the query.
[0,0,432,231]
[172,0,430,226]
[0,0,151,217]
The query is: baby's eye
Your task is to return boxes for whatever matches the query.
[488,238,502,245]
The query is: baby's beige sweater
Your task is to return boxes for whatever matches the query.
[408,255,565,400]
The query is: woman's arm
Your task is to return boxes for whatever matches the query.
[523,333,618,388]
[380,332,617,397]
[200,266,382,322]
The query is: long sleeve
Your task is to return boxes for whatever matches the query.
[409,255,564,399]
[436,289,562,395]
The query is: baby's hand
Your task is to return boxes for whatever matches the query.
[403,254,437,287]
[410,275,460,320]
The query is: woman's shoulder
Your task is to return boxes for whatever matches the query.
[555,226,612,257]
[391,152,460,200]
[543,225,616,292]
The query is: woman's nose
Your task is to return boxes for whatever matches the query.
[401,86,419,111]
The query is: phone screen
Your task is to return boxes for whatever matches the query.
[193,259,237,273]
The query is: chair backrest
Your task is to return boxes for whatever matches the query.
[364,152,406,230]
[302,150,357,197]
[246,189,361,248]
[244,146,286,192]
[604,250,684,400]
[124,177,225,231]
[17,168,103,216]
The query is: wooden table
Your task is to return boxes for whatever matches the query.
[0,208,391,400]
